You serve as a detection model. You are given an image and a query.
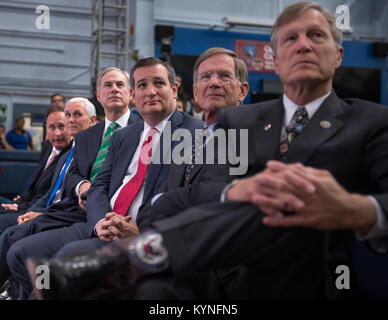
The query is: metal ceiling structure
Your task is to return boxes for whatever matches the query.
[90,0,133,95]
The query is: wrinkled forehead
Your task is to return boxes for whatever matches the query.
[133,64,169,84]
[197,54,236,76]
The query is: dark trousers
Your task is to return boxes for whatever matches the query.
[7,222,92,299]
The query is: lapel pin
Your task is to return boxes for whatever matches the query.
[264,124,272,131]
[320,121,331,129]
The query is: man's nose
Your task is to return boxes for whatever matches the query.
[208,73,222,87]
[296,35,312,53]
[111,84,119,92]
[146,84,157,96]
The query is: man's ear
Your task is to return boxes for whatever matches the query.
[193,83,198,102]
[96,90,101,104]
[90,115,97,125]
[171,82,178,99]
[335,46,344,68]
[238,82,249,104]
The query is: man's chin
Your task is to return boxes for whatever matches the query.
[52,142,66,150]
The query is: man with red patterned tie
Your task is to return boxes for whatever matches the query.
[7,58,202,299]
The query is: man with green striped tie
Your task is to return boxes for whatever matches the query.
[2,67,141,299]
[69,67,142,211]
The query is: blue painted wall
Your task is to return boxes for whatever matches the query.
[156,27,387,105]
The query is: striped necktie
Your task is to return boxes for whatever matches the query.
[90,122,120,182]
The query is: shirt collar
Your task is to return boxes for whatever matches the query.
[283,91,331,125]
[142,110,175,140]
[104,108,131,133]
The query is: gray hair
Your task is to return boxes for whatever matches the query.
[65,97,96,118]
[271,1,343,54]
[96,67,130,90]
[193,47,248,84]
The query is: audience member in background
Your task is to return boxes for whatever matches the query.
[176,74,189,105]
[5,117,34,150]
[176,96,186,113]
[50,94,66,109]
[43,94,66,140]
[0,107,72,217]
[0,125,13,150]
[0,125,13,204]
[187,95,204,121]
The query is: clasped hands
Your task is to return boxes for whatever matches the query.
[96,212,140,242]
[226,160,377,234]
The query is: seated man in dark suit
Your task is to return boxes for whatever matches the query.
[137,46,249,233]
[6,58,202,299]
[27,1,388,300]
[0,67,139,300]
[0,106,72,231]
[0,97,96,299]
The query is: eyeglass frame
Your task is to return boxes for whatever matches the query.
[195,71,241,85]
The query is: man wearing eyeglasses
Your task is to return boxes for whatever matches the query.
[193,47,249,128]
[137,47,249,231]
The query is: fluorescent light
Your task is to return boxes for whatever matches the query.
[222,16,274,28]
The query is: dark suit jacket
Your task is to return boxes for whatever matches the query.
[148,92,388,299]
[28,146,74,213]
[87,109,204,234]
[137,132,207,230]
[3,140,71,213]
[24,112,141,234]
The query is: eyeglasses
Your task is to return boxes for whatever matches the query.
[196,71,238,84]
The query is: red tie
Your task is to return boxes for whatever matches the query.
[113,127,158,216]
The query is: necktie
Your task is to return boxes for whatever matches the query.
[45,150,57,170]
[90,122,120,182]
[46,146,74,208]
[277,106,309,161]
[184,128,209,185]
[113,127,158,216]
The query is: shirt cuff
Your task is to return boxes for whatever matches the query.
[75,180,89,197]
[220,179,239,203]
[151,193,164,205]
[356,196,388,240]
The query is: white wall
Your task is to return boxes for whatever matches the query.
[0,0,386,130]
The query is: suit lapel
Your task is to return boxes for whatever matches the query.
[143,109,183,202]
[111,122,143,195]
[168,163,186,188]
[253,99,285,165]
[284,92,345,164]
[88,121,105,167]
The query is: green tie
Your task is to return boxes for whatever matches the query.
[90,122,120,182]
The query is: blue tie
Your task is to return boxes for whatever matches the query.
[46,146,74,208]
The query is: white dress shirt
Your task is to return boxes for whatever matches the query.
[109,112,173,223]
